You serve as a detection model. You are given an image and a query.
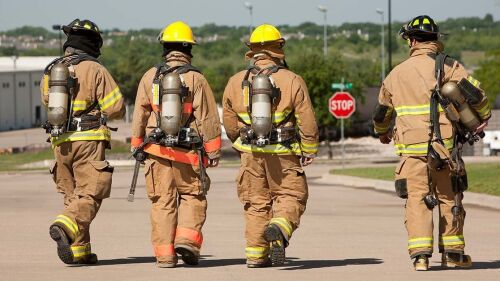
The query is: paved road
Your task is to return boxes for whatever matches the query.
[0,164,499,281]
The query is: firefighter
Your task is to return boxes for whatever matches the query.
[222,24,319,268]
[131,21,221,268]
[41,19,125,264]
[373,15,491,271]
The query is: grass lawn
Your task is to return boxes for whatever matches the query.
[0,140,131,172]
[331,163,500,196]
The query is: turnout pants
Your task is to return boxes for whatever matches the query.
[50,140,113,258]
[395,156,466,258]
[144,155,208,263]
[237,152,308,262]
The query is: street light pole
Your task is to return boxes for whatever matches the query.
[52,24,62,56]
[376,9,385,82]
[388,0,392,70]
[244,2,253,37]
[318,5,328,57]
[318,5,331,159]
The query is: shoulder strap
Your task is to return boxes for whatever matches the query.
[68,53,100,66]
[44,53,100,74]
[176,64,201,74]
[430,52,447,142]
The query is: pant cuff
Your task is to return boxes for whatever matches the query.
[410,250,432,259]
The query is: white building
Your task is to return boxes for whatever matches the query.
[0,56,57,131]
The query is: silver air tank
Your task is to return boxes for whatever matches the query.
[441,82,481,132]
[47,63,70,136]
[160,72,183,144]
[251,75,273,147]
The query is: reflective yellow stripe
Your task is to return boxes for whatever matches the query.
[395,104,443,116]
[374,123,390,134]
[152,83,160,106]
[300,141,318,154]
[99,87,122,110]
[237,111,292,125]
[72,100,89,111]
[71,244,91,258]
[245,247,269,259]
[408,237,433,249]
[423,18,431,24]
[270,217,293,237]
[232,137,301,154]
[467,76,479,87]
[51,129,111,147]
[395,138,453,155]
[476,103,491,119]
[439,235,465,246]
[412,19,420,26]
[54,215,79,236]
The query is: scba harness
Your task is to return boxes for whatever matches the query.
[239,65,297,147]
[426,52,485,222]
[42,53,109,137]
[148,62,203,148]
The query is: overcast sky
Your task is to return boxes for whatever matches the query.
[1,0,499,31]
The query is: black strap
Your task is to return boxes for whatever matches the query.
[429,52,448,142]
[44,53,100,74]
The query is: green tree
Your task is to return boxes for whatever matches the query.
[474,49,500,104]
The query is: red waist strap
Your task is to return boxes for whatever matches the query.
[144,143,208,167]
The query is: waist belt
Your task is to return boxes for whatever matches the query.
[240,126,297,145]
[68,115,106,132]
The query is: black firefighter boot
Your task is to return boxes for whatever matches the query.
[442,252,472,268]
[49,225,98,265]
[175,244,199,266]
[49,224,74,264]
[264,224,286,266]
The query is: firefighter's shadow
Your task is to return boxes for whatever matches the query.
[279,257,383,270]
[431,260,500,271]
[93,255,246,267]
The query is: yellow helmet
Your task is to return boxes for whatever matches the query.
[248,24,284,45]
[158,21,196,44]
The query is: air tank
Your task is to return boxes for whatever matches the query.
[441,82,481,132]
[251,75,273,146]
[160,72,183,137]
[47,63,70,131]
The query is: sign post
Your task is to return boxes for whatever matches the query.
[330,79,356,169]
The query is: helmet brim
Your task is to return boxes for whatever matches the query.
[245,38,285,47]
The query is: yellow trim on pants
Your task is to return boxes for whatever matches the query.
[439,235,465,246]
[71,244,91,259]
[270,217,293,237]
[233,137,301,154]
[408,237,433,249]
[245,247,269,259]
[54,214,79,237]
[51,129,111,147]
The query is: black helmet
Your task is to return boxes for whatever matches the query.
[62,19,103,47]
[399,15,444,41]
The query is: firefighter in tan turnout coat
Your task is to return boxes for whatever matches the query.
[373,15,491,271]
[223,24,319,268]
[42,19,125,264]
[131,21,221,268]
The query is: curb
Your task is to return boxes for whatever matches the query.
[316,173,500,211]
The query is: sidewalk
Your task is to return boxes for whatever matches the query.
[318,173,500,211]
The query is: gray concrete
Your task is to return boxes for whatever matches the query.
[0,163,499,281]
[318,174,500,211]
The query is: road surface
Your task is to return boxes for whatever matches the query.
[0,164,499,281]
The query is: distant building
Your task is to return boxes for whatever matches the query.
[0,56,57,131]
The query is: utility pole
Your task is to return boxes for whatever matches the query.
[387,0,392,70]
[376,9,386,82]
[318,5,328,57]
[244,2,253,37]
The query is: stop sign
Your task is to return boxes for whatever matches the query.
[329,92,356,119]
